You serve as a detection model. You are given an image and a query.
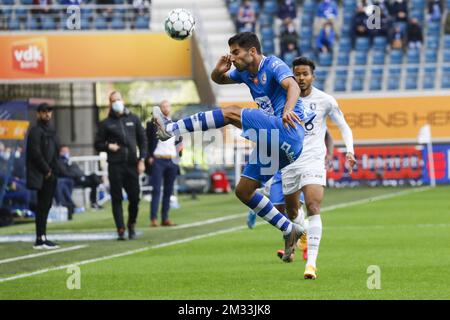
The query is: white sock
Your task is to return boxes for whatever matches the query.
[306,214,322,268]
[293,206,308,229]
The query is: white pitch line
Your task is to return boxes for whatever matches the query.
[172,213,247,229]
[0,186,432,283]
[0,245,89,265]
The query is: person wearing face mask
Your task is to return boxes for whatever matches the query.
[26,103,60,249]
[94,91,147,240]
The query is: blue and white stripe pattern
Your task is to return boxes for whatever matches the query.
[247,193,292,235]
[167,109,225,135]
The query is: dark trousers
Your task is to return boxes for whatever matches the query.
[35,175,57,239]
[75,174,102,204]
[150,158,178,222]
[108,163,140,230]
[55,177,75,208]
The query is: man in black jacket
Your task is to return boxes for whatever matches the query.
[94,91,147,240]
[26,103,60,249]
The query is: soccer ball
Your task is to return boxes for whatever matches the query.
[164,8,195,41]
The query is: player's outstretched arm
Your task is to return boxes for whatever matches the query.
[280,77,302,128]
[211,54,236,85]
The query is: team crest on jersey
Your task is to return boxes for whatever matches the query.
[309,103,317,111]
[260,72,267,85]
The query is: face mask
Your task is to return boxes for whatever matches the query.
[112,100,125,113]
[15,151,21,158]
[63,152,70,159]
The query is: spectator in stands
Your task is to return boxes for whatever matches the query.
[369,9,392,39]
[314,0,338,35]
[94,91,147,240]
[428,0,443,22]
[389,25,405,50]
[146,100,182,227]
[277,0,297,21]
[280,18,300,58]
[26,103,60,249]
[316,21,335,53]
[351,6,370,46]
[407,18,423,50]
[389,0,408,23]
[236,0,256,32]
[56,145,104,212]
[97,0,115,21]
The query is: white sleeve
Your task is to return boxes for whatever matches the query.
[328,97,354,154]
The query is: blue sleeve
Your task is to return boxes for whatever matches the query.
[229,69,243,83]
[271,57,294,84]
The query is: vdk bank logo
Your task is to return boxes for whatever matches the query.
[11,38,48,74]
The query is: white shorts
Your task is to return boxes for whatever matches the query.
[281,165,326,195]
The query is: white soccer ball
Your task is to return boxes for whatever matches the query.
[164,8,195,41]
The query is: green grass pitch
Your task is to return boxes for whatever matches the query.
[0,186,449,299]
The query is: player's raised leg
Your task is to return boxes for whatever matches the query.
[152,105,243,141]
[302,184,324,280]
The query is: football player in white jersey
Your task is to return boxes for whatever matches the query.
[282,57,356,279]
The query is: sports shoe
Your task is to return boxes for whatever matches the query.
[128,224,136,240]
[276,249,285,260]
[117,228,126,241]
[152,106,173,141]
[297,233,308,261]
[150,219,158,227]
[161,220,176,227]
[247,209,256,229]
[304,265,317,280]
[33,238,60,250]
[91,203,103,210]
[282,223,304,263]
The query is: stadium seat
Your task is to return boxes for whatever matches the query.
[369,68,383,91]
[94,17,108,30]
[79,16,91,30]
[340,22,351,37]
[20,0,33,4]
[351,69,365,91]
[444,50,450,63]
[355,37,370,51]
[372,50,386,65]
[405,67,419,90]
[334,77,347,92]
[388,68,401,90]
[1,0,15,4]
[303,0,316,14]
[261,26,274,40]
[251,0,260,15]
[300,26,312,39]
[41,15,56,30]
[15,8,27,21]
[25,16,39,30]
[373,36,387,50]
[343,0,357,11]
[111,17,125,30]
[444,35,450,49]
[410,9,424,22]
[228,1,240,16]
[318,52,332,66]
[301,14,314,27]
[423,68,436,89]
[411,0,425,10]
[282,52,297,67]
[390,50,403,64]
[337,51,349,66]
[135,16,149,29]
[262,39,274,55]
[407,49,420,64]
[425,49,437,63]
[263,0,277,15]
[300,38,312,52]
[426,36,439,49]
[343,11,353,25]
[315,79,325,90]
[339,37,352,53]
[258,13,273,27]
[442,74,450,89]
[7,17,21,31]
[427,22,440,36]
[354,51,368,65]
[315,68,329,82]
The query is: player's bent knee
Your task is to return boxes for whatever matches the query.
[222,106,242,122]
[306,202,321,215]
[235,186,252,204]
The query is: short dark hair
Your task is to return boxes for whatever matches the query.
[36,103,52,112]
[228,32,262,54]
[292,56,316,74]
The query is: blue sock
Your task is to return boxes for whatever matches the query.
[167,109,225,135]
[246,192,292,235]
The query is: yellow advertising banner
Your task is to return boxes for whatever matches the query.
[221,95,450,143]
[0,33,192,81]
[0,120,30,140]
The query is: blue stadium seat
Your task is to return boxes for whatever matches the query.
[335,69,348,77]
[351,69,365,91]
[425,49,437,63]
[390,50,403,64]
[2,0,15,5]
[407,49,420,64]
[7,17,21,31]
[20,0,33,4]
[26,16,39,30]
[443,50,450,63]
[372,50,385,65]
[388,68,401,90]
[263,0,277,15]
[343,11,353,24]
[300,26,312,39]
[334,77,347,92]
[251,0,260,15]
[41,15,56,30]
[343,0,357,11]
[369,77,383,91]
[114,0,124,3]
[318,52,332,66]
[258,13,273,27]
[262,39,274,55]
[442,74,450,89]
[355,37,370,51]
[411,0,425,9]
[300,38,312,52]
[315,79,325,90]
[427,22,440,36]
[135,16,149,29]
[301,14,314,27]
[444,35,450,49]
[373,36,387,50]
[228,1,240,16]
[111,16,125,29]
[315,68,329,81]
[340,22,351,37]
[261,26,274,40]
[79,16,91,30]
[303,0,316,14]
[15,8,27,20]
[405,67,419,90]
[94,17,108,30]
[339,37,352,53]
[337,51,349,66]
[423,68,436,89]
[354,51,368,65]
[410,9,424,22]
[426,36,439,49]
[283,52,296,67]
